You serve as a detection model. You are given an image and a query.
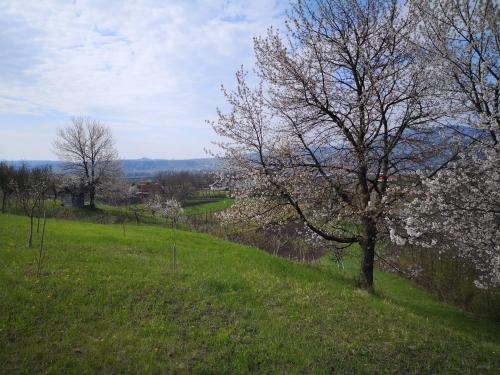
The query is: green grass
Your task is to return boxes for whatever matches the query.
[0,213,499,374]
[3,195,234,226]
[3,200,160,226]
[192,189,228,199]
[183,198,234,216]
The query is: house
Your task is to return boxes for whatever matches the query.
[136,183,163,198]
[57,176,87,208]
[59,187,85,208]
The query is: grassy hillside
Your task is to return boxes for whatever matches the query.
[3,201,159,226]
[3,197,233,226]
[0,213,499,374]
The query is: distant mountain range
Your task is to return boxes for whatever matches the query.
[4,158,223,178]
[121,158,223,177]
[4,126,488,178]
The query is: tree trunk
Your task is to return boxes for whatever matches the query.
[358,218,377,291]
[37,204,41,233]
[28,209,35,248]
[36,210,47,277]
[1,192,6,213]
[89,186,96,209]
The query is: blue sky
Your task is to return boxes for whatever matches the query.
[0,0,287,160]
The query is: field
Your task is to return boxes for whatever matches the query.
[1,194,233,227]
[183,198,233,216]
[0,213,499,374]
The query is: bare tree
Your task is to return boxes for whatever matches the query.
[54,118,120,209]
[212,0,442,290]
[156,171,195,203]
[14,166,52,248]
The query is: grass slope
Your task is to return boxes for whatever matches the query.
[0,213,499,374]
[5,197,233,225]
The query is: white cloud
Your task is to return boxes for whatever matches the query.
[0,0,284,115]
[0,0,286,159]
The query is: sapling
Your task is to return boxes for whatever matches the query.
[14,166,51,248]
[162,199,184,272]
[36,210,47,278]
[145,194,163,219]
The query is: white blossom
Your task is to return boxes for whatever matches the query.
[162,199,184,223]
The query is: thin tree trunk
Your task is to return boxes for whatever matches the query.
[1,192,6,213]
[37,211,47,277]
[36,204,41,233]
[28,208,35,248]
[172,243,176,272]
[172,218,177,272]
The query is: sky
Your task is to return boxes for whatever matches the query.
[0,0,287,160]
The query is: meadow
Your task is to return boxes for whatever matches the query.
[1,213,499,374]
[1,194,233,227]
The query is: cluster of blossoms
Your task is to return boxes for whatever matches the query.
[391,147,500,289]
[210,0,498,290]
[162,198,184,223]
[145,195,184,224]
[144,194,163,217]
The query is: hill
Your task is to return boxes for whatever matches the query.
[120,158,222,177]
[3,157,222,177]
[4,126,484,177]
[0,213,499,374]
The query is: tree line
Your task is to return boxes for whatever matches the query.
[0,163,57,247]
